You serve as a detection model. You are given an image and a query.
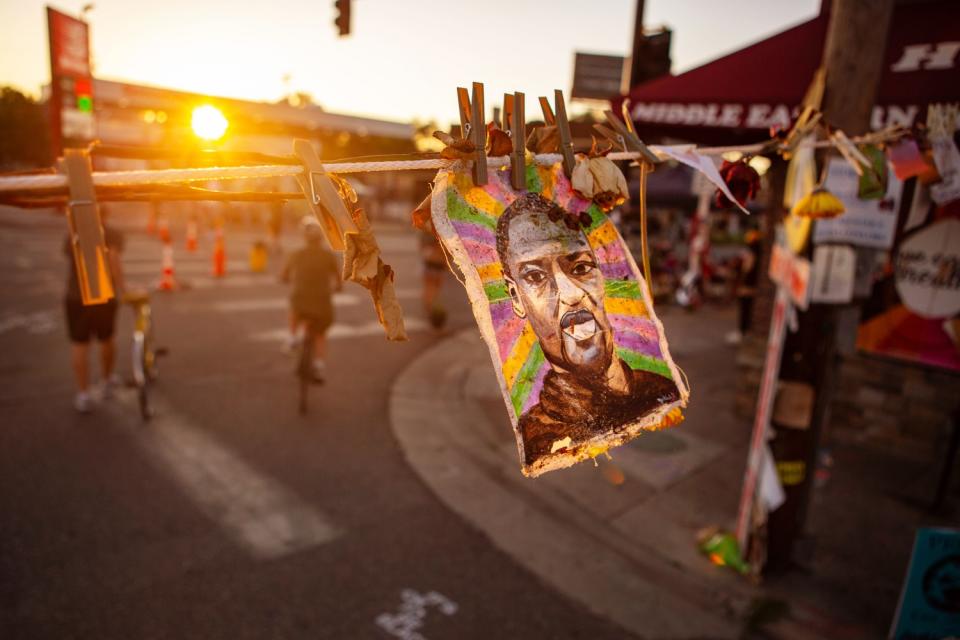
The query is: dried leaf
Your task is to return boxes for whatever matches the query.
[411,194,433,230]
[571,156,629,211]
[526,125,559,154]
[486,125,513,157]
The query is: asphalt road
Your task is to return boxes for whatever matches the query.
[0,208,632,640]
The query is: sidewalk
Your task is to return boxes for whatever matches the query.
[390,305,878,639]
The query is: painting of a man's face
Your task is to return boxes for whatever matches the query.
[498,195,614,378]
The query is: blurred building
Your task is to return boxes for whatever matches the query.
[76,79,421,224]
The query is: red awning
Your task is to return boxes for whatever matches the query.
[612,1,960,145]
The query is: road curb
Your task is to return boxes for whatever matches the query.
[389,328,743,639]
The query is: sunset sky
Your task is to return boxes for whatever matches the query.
[0,0,819,125]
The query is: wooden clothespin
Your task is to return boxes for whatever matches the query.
[595,107,660,165]
[61,148,115,305]
[504,92,527,190]
[539,90,575,178]
[456,82,488,185]
[292,139,358,252]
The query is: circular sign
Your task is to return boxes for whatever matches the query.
[895,219,960,319]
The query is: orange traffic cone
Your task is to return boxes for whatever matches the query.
[157,243,177,291]
[185,219,198,252]
[158,218,171,244]
[212,228,226,277]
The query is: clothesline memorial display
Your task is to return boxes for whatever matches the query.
[0,82,922,479]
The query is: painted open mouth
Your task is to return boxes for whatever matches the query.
[560,309,598,341]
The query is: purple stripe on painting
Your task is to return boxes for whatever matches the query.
[521,362,549,414]
[451,219,496,246]
[615,329,663,359]
[482,177,511,206]
[461,238,499,264]
[599,261,633,280]
[610,313,658,336]
[595,241,626,264]
[490,299,515,325]
[495,314,526,362]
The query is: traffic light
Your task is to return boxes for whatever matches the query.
[334,0,350,37]
[74,78,93,113]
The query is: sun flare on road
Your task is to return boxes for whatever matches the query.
[191,105,228,141]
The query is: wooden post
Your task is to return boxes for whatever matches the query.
[763,0,895,572]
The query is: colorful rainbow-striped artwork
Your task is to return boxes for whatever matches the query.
[432,158,688,476]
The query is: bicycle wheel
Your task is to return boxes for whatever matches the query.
[132,331,151,421]
[297,327,315,415]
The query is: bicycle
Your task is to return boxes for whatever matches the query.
[296,318,324,415]
[123,290,166,420]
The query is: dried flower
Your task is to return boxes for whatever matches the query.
[571,156,628,212]
[791,187,845,219]
[714,159,760,209]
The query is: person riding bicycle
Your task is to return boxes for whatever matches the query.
[281,216,341,382]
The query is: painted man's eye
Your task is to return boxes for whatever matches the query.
[571,261,596,276]
[522,269,547,286]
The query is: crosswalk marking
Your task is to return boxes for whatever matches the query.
[112,391,342,559]
[250,318,429,342]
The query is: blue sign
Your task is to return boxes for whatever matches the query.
[891,528,960,640]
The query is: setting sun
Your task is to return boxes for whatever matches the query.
[191,105,228,140]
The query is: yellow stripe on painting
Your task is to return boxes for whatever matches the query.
[503,323,537,388]
[606,297,649,317]
[538,165,555,197]
[476,262,503,281]
[464,188,504,217]
[588,221,619,247]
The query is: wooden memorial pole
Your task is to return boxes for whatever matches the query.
[762,0,895,571]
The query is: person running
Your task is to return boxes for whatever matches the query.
[64,213,126,413]
[281,216,341,382]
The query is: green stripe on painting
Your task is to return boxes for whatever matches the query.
[484,280,510,302]
[510,342,545,417]
[605,279,642,299]
[446,190,497,231]
[616,348,673,379]
[582,204,605,234]
[525,163,542,192]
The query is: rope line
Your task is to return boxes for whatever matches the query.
[0,132,901,194]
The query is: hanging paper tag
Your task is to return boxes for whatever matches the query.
[430,158,688,476]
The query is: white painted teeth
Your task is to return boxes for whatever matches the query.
[563,318,596,340]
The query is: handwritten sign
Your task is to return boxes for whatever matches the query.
[895,219,960,319]
[813,158,901,249]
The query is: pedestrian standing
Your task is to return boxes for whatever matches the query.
[64,212,126,413]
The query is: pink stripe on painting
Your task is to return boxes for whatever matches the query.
[595,241,627,264]
[609,314,659,337]
[460,238,499,264]
[495,314,527,363]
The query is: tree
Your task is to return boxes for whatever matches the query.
[0,87,51,169]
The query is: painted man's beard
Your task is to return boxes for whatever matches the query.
[557,308,611,378]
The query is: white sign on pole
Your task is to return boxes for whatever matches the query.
[895,219,960,319]
[811,245,856,304]
[813,158,902,249]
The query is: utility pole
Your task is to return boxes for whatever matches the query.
[764,0,895,571]
[625,0,646,92]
